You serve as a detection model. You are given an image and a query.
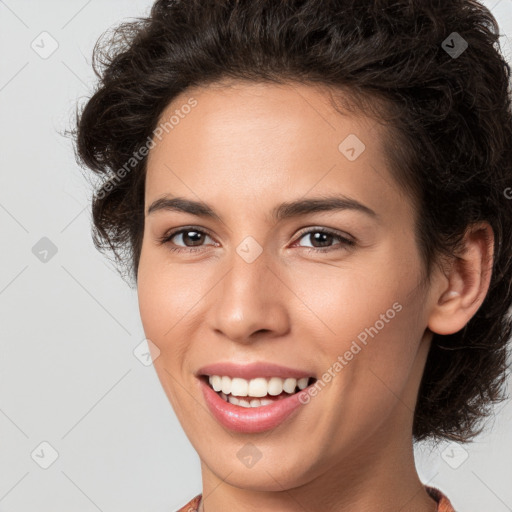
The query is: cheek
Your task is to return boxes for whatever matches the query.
[290,254,415,341]
[137,246,181,351]
[296,245,424,387]
[137,251,197,414]
[137,241,185,327]
[310,285,423,446]
[136,245,212,373]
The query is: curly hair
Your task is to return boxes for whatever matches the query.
[71,0,512,444]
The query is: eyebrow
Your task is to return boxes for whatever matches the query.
[147,194,378,222]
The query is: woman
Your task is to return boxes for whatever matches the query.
[72,0,512,510]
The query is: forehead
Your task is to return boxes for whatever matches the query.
[144,80,411,224]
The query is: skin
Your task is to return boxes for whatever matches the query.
[137,80,493,512]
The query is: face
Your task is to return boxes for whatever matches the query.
[137,81,437,493]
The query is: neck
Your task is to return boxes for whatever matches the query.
[198,422,438,512]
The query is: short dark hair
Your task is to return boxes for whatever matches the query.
[72,0,512,444]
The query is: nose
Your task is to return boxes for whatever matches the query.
[208,250,290,344]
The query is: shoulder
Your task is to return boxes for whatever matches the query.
[425,485,457,512]
[176,493,202,512]
[177,489,456,512]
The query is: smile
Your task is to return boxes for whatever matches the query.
[198,374,318,433]
[206,375,315,407]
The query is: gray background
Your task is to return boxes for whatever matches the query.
[0,0,511,510]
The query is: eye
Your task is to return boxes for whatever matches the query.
[293,227,355,253]
[157,226,355,254]
[158,227,216,253]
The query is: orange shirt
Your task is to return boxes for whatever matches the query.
[426,485,457,512]
[176,485,456,511]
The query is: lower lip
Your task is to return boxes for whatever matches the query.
[199,377,312,433]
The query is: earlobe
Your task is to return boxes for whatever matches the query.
[427,222,494,336]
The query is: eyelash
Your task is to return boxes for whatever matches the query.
[157,226,355,254]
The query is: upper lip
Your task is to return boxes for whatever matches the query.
[197,361,315,380]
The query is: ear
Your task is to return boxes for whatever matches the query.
[427,222,494,335]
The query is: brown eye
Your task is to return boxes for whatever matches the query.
[295,228,355,253]
[158,226,355,255]
[171,230,207,247]
[158,227,216,253]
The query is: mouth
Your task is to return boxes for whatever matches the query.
[199,374,318,408]
[194,361,320,433]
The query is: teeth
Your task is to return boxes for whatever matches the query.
[238,398,251,407]
[248,377,268,397]
[221,376,231,395]
[208,375,312,397]
[297,377,309,390]
[222,392,280,408]
[210,375,222,392]
[283,377,298,394]
[267,377,284,396]
[231,377,249,396]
